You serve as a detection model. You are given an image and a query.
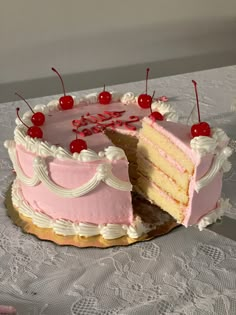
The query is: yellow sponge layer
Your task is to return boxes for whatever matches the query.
[105,130,138,149]
[140,123,194,174]
[137,156,189,205]
[105,129,138,184]
[137,140,190,192]
[137,175,185,223]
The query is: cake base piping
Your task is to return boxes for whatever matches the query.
[5,183,179,248]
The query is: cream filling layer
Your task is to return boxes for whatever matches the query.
[137,154,189,204]
[12,180,151,240]
[138,134,186,173]
[139,132,232,193]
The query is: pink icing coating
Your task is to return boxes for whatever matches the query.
[184,172,222,226]
[14,100,151,226]
[13,97,224,228]
[43,102,151,152]
[16,144,133,224]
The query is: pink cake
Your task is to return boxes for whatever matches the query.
[4,91,232,240]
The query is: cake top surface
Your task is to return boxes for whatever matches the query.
[12,92,179,161]
[42,100,151,153]
[6,90,230,165]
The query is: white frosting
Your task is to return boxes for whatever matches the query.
[190,136,218,156]
[104,146,126,161]
[211,127,229,144]
[189,127,232,192]
[151,100,179,122]
[164,111,179,122]
[195,146,233,193]
[83,93,99,104]
[12,180,150,240]
[111,91,123,102]
[197,198,231,231]
[13,125,128,163]
[4,141,132,197]
[4,140,41,186]
[120,92,136,104]
[190,128,229,157]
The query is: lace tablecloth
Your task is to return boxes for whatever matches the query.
[0,66,236,315]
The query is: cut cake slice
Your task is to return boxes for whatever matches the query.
[136,117,232,226]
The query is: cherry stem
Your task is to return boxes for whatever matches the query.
[192,80,201,122]
[103,84,105,92]
[73,128,78,140]
[16,108,29,129]
[52,67,66,96]
[150,90,155,114]
[145,68,150,94]
[15,92,34,114]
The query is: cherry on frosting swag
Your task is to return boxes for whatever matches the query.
[98,85,112,105]
[138,68,153,109]
[15,92,45,126]
[148,91,164,122]
[70,127,88,153]
[52,67,74,110]
[191,80,211,138]
[16,108,43,139]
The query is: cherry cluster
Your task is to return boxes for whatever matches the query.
[15,93,45,139]
[15,67,210,155]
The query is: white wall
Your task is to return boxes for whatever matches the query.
[0,0,236,101]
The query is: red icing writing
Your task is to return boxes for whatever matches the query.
[124,116,140,131]
[72,110,126,128]
[156,96,168,102]
[72,110,140,137]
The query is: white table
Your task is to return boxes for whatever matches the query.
[0,66,236,315]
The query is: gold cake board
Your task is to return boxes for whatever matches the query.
[5,184,179,248]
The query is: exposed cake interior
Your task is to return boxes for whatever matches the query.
[106,119,192,223]
[136,119,194,223]
[105,129,138,185]
[134,117,231,226]
[106,116,232,227]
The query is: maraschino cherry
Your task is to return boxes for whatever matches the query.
[52,67,74,110]
[15,92,45,126]
[98,84,112,105]
[138,68,152,109]
[70,129,87,153]
[191,80,211,137]
[148,91,164,121]
[16,108,43,138]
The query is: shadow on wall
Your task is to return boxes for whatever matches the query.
[0,51,236,103]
